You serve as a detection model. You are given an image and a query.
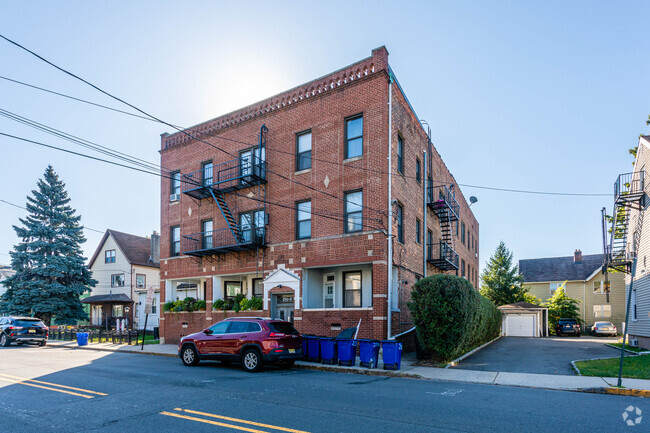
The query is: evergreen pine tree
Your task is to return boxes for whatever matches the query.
[479,241,529,306]
[0,166,96,325]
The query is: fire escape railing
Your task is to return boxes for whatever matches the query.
[182,225,266,256]
[427,182,460,271]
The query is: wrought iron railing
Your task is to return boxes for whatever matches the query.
[182,225,266,254]
[427,183,459,221]
[427,241,459,270]
[614,171,644,203]
[182,157,266,194]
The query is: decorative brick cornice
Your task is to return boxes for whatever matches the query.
[161,46,389,151]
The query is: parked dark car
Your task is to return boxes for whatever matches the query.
[178,317,302,372]
[555,318,581,337]
[0,316,49,347]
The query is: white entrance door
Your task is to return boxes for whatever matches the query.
[506,315,536,337]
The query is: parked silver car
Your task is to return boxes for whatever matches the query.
[590,321,617,337]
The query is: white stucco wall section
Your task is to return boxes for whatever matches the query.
[263,267,300,310]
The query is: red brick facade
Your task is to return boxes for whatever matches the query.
[159,47,479,344]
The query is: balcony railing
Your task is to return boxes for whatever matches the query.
[427,183,459,221]
[427,241,459,271]
[182,157,266,199]
[182,225,266,256]
[614,171,645,205]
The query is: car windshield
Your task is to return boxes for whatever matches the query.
[268,322,300,335]
[559,320,576,325]
[15,320,45,327]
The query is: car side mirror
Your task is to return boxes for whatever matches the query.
[203,329,213,335]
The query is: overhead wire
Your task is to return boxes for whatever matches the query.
[0,54,611,198]
[0,198,105,234]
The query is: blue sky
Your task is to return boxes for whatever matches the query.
[0,1,648,274]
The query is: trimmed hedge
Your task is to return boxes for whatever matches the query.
[408,274,501,363]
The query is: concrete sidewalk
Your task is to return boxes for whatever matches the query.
[46,340,650,394]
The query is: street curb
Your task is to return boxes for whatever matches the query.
[581,387,650,398]
[294,363,422,380]
[445,336,502,368]
[47,342,177,358]
[604,343,650,355]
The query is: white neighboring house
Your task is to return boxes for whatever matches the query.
[86,230,160,330]
[0,264,16,298]
[617,135,650,350]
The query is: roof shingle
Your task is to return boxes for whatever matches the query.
[519,254,604,283]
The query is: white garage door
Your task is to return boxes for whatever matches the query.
[505,315,535,337]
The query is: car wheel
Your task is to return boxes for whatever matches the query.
[576,333,581,338]
[181,345,200,366]
[241,348,262,373]
[39,341,46,347]
[0,333,9,347]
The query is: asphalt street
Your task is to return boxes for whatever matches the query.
[0,345,645,433]
[454,336,622,374]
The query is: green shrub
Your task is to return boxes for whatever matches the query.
[249,297,263,310]
[162,301,174,312]
[223,299,234,311]
[408,274,501,363]
[213,299,224,310]
[195,300,206,311]
[239,298,250,310]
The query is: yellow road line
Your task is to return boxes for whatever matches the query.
[160,411,271,433]
[172,408,310,433]
[0,373,107,396]
[0,376,93,399]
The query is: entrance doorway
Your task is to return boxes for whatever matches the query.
[272,293,294,323]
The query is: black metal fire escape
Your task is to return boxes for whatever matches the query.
[427,182,460,271]
[603,171,645,273]
[180,125,268,257]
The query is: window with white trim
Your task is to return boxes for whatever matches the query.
[593,304,612,318]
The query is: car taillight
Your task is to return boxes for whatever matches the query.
[7,326,23,331]
[269,332,285,337]
[594,327,598,330]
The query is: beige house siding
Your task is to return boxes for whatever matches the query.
[524,271,625,330]
[89,234,133,299]
[624,137,650,346]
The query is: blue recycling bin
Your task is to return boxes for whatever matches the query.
[307,336,320,362]
[336,339,357,366]
[77,332,89,347]
[358,339,380,368]
[301,335,312,360]
[381,340,403,370]
[319,338,338,365]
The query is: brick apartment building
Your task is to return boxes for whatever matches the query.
[159,47,479,344]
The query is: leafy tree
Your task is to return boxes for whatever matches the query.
[545,286,582,333]
[479,241,530,306]
[522,292,543,306]
[0,166,96,325]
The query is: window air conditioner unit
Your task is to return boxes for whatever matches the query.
[629,338,639,348]
[170,193,180,202]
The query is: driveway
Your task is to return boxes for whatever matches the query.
[454,336,622,375]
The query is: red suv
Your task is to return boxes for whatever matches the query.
[178,317,302,372]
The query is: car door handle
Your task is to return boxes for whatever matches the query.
[239,335,247,339]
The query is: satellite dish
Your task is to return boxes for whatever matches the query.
[470,196,478,204]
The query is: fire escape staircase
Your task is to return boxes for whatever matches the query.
[603,171,645,273]
[427,182,460,271]
[180,125,268,257]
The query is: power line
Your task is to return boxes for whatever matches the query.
[0,34,611,199]
[0,132,385,232]
[0,198,105,234]
[0,34,390,218]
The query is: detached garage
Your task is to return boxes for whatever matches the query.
[499,302,548,337]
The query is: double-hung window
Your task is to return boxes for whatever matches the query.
[427,230,433,260]
[202,220,213,249]
[343,271,362,308]
[239,210,266,243]
[136,274,145,288]
[396,203,404,243]
[397,135,404,174]
[201,161,213,186]
[170,171,181,200]
[461,222,466,245]
[105,250,115,263]
[252,278,264,299]
[171,226,180,256]
[111,274,125,287]
[416,219,421,244]
[241,147,266,181]
[296,130,312,171]
[345,115,363,159]
[296,200,311,239]
[416,158,421,184]
[344,190,363,233]
[224,281,242,300]
[593,304,612,318]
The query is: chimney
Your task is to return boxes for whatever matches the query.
[150,231,160,263]
[574,249,582,264]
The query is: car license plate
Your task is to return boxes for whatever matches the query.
[288,349,295,353]
[28,329,35,334]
